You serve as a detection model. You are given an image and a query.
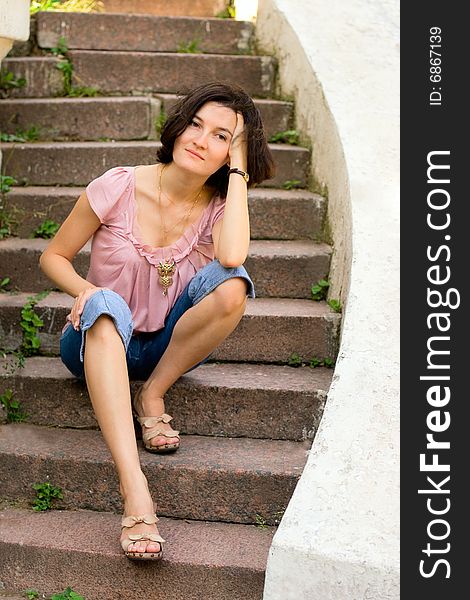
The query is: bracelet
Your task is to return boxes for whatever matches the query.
[228,168,249,183]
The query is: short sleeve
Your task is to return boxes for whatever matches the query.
[86,166,131,224]
[210,195,226,228]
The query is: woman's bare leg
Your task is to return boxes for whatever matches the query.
[134,277,248,447]
[83,314,161,555]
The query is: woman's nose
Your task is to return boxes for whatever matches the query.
[194,130,209,148]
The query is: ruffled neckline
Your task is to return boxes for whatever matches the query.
[126,166,218,265]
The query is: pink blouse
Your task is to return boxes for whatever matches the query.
[76,165,225,333]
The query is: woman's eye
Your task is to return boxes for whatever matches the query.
[217,134,227,141]
[190,120,199,127]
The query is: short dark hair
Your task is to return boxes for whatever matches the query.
[156,81,276,196]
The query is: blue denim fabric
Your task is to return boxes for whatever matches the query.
[60,259,255,381]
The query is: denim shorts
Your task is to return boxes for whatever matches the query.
[60,258,255,381]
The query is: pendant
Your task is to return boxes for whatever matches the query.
[157,259,176,296]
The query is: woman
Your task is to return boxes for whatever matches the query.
[39,81,275,561]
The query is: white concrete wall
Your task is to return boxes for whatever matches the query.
[256,1,399,598]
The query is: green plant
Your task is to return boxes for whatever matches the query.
[0,277,11,292]
[24,590,40,600]
[0,175,18,239]
[0,69,26,98]
[0,388,28,423]
[154,108,167,137]
[32,482,64,511]
[20,290,50,356]
[282,179,302,190]
[288,352,303,367]
[309,356,335,369]
[311,278,330,301]
[66,85,100,97]
[269,130,300,145]
[327,299,342,313]
[30,0,103,14]
[1,126,41,143]
[50,588,85,600]
[31,219,60,239]
[177,39,201,53]
[309,356,322,368]
[216,0,236,18]
[255,514,268,529]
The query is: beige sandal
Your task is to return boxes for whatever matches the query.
[121,513,165,561]
[133,388,181,453]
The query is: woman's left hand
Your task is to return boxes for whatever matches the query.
[228,112,248,168]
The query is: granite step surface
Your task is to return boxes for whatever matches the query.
[0,506,274,600]
[0,141,310,189]
[5,185,325,241]
[0,423,309,524]
[0,96,293,141]
[0,357,332,441]
[0,237,331,298]
[0,293,340,362]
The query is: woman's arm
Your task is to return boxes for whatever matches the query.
[39,191,101,298]
[212,113,250,268]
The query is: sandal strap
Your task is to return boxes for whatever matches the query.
[137,413,174,427]
[121,514,159,529]
[128,533,166,543]
[137,414,180,444]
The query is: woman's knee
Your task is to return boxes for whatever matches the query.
[210,277,248,315]
[85,314,119,341]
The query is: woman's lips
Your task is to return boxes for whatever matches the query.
[186,149,204,160]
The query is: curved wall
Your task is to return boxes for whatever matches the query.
[256,1,399,598]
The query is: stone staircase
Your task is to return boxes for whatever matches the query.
[0,10,340,600]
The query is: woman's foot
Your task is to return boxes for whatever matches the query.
[133,386,180,451]
[120,480,164,557]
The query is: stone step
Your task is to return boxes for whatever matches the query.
[100,0,229,18]
[0,238,331,298]
[0,96,293,141]
[0,141,309,189]
[0,94,292,141]
[5,185,324,241]
[0,293,340,362]
[2,52,277,98]
[0,506,274,600]
[0,423,308,524]
[0,357,331,441]
[36,11,255,55]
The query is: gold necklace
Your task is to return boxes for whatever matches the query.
[155,164,204,296]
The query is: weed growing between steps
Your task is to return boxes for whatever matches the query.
[288,352,335,369]
[216,1,236,18]
[0,388,27,423]
[311,279,342,313]
[0,175,18,239]
[32,482,64,511]
[30,0,103,14]
[0,69,26,99]
[48,37,99,98]
[282,179,302,190]
[0,277,11,292]
[269,130,300,145]
[0,290,51,376]
[154,107,167,138]
[24,587,84,600]
[31,219,60,239]
[0,127,41,143]
[177,39,202,54]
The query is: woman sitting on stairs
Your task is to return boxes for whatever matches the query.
[39,81,275,561]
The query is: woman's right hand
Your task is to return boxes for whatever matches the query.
[68,286,109,330]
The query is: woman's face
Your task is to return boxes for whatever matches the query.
[172,101,237,177]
